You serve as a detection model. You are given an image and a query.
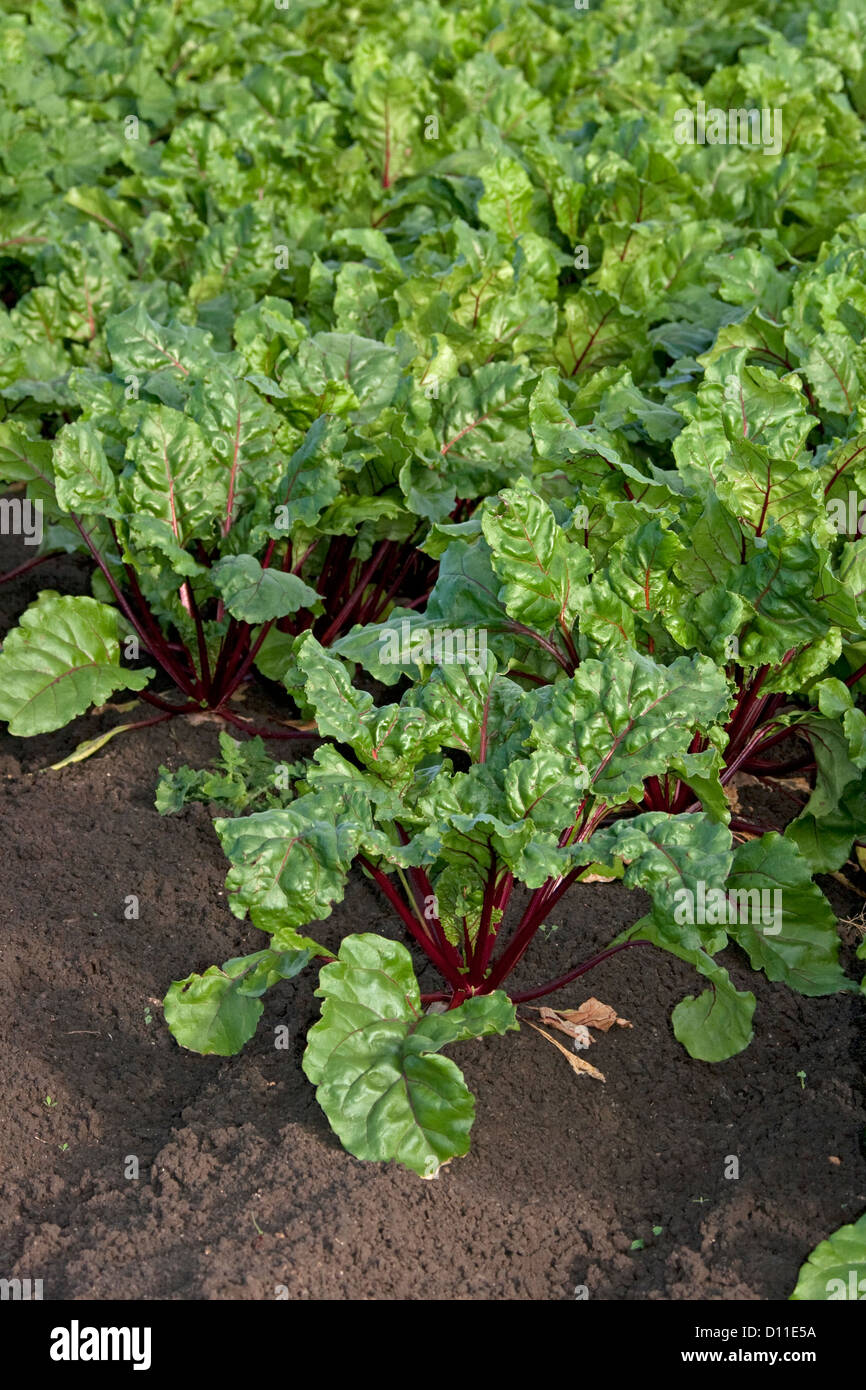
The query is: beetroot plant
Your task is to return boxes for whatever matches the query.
[339,359,866,877]
[164,634,853,1177]
[0,310,452,746]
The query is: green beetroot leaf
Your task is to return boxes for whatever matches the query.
[480,476,591,631]
[104,306,213,407]
[725,834,853,996]
[0,423,57,501]
[122,404,224,543]
[587,812,734,950]
[164,947,313,1057]
[623,920,756,1062]
[528,369,664,495]
[52,419,120,517]
[289,632,445,780]
[264,415,344,535]
[790,1211,866,1301]
[781,682,866,871]
[216,791,370,934]
[0,594,153,735]
[303,934,517,1177]
[210,555,321,623]
[528,651,729,806]
[671,966,757,1063]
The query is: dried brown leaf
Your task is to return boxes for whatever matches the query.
[556,997,632,1032]
[537,1006,590,1041]
[524,1019,605,1082]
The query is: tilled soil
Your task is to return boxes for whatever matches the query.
[1,541,864,1301]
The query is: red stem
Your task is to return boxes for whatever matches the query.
[475,870,514,977]
[209,617,242,700]
[393,827,463,971]
[358,854,464,986]
[108,520,203,696]
[105,709,189,736]
[467,853,500,984]
[724,666,770,755]
[729,816,782,835]
[485,862,589,992]
[505,621,574,674]
[317,535,351,606]
[376,557,435,620]
[291,538,319,575]
[216,708,318,740]
[742,722,795,755]
[739,754,815,775]
[186,583,212,696]
[137,690,199,715]
[74,517,198,699]
[218,619,275,702]
[318,540,393,646]
[644,774,668,811]
[509,940,654,1004]
[215,620,253,691]
[559,623,579,669]
[353,540,399,627]
[0,552,54,584]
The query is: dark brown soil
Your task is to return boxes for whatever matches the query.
[1,536,864,1301]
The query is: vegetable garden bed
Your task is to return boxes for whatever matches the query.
[2,0,866,1304]
[1,700,863,1300]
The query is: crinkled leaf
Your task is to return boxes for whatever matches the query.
[530,651,729,807]
[53,420,119,517]
[216,792,369,933]
[481,479,590,631]
[726,834,853,996]
[589,812,734,948]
